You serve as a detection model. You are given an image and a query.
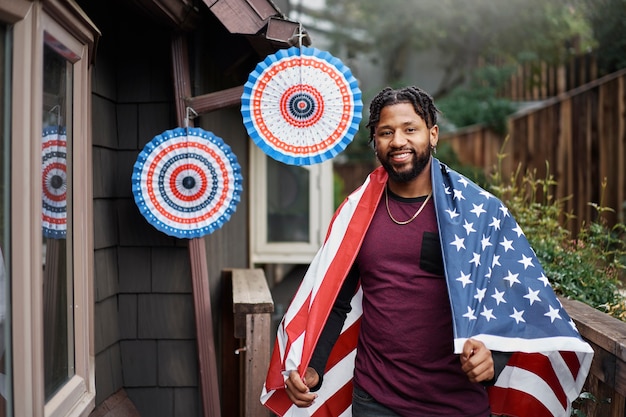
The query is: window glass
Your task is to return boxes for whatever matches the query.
[0,21,11,417]
[266,158,310,242]
[42,36,75,400]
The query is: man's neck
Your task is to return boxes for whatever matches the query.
[387,167,432,198]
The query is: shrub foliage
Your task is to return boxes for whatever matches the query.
[487,153,626,321]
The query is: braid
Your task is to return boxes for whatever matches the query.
[366,86,440,144]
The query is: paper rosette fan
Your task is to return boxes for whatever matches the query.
[241,46,362,165]
[42,126,67,239]
[132,127,243,239]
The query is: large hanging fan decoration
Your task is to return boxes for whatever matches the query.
[241,46,362,166]
[42,126,67,239]
[132,127,243,239]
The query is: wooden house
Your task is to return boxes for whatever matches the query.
[1,0,333,415]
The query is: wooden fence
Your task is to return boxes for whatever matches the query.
[441,68,626,235]
[495,52,599,101]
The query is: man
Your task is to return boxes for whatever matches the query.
[261,86,593,417]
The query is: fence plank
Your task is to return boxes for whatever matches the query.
[441,69,626,235]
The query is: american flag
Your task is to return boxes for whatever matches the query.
[261,158,593,417]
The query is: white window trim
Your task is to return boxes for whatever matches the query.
[7,1,97,416]
[249,141,334,265]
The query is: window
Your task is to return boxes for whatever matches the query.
[42,36,76,401]
[250,142,333,265]
[4,1,98,415]
[0,21,12,417]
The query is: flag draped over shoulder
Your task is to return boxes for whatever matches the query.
[261,158,594,417]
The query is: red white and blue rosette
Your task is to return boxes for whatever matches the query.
[42,126,67,239]
[241,46,362,165]
[131,127,243,239]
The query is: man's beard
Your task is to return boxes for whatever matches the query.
[377,149,431,183]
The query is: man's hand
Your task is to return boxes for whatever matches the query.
[284,367,320,407]
[460,339,495,383]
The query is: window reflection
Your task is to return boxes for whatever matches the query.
[266,158,310,242]
[42,37,75,400]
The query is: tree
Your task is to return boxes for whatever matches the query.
[579,0,626,74]
[312,0,592,97]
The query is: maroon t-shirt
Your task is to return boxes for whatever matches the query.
[312,190,490,417]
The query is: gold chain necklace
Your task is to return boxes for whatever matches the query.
[385,187,432,225]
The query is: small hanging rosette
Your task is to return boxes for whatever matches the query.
[241,46,362,165]
[132,127,243,238]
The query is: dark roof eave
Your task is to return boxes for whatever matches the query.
[205,0,311,49]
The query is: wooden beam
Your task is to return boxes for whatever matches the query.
[186,85,245,115]
[171,33,221,417]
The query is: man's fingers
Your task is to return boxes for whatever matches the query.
[285,370,317,407]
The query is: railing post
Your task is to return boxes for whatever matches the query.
[222,268,274,417]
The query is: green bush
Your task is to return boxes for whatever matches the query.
[437,65,518,136]
[488,153,626,321]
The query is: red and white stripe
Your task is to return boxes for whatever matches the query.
[261,164,593,417]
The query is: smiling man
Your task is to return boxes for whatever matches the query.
[261,86,593,417]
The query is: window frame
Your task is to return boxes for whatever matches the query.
[5,1,98,416]
[249,141,334,265]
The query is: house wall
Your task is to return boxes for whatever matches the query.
[83,0,255,415]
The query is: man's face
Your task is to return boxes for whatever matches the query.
[373,102,438,183]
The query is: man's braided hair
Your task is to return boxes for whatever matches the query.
[366,86,440,146]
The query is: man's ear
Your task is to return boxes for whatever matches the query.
[430,125,439,148]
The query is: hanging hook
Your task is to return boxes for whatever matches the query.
[185,106,198,128]
[49,104,62,126]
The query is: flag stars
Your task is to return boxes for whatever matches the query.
[463,219,477,235]
[469,252,481,267]
[471,203,486,218]
[479,189,492,199]
[481,234,493,250]
[499,205,510,217]
[518,254,534,269]
[474,288,486,301]
[463,306,477,321]
[503,270,521,286]
[510,308,526,324]
[491,288,507,305]
[446,208,460,219]
[456,271,473,288]
[544,305,562,323]
[453,188,465,201]
[450,234,466,251]
[512,223,525,237]
[458,177,470,188]
[537,272,550,287]
[492,255,501,268]
[489,217,501,230]
[499,237,515,252]
[480,306,496,322]
[524,287,541,305]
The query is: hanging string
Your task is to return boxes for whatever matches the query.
[48,104,62,165]
[181,106,199,202]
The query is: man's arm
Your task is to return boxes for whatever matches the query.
[461,339,512,385]
[284,264,360,407]
[308,264,360,391]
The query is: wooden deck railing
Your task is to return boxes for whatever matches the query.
[221,268,273,417]
[560,298,626,417]
[219,270,626,417]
